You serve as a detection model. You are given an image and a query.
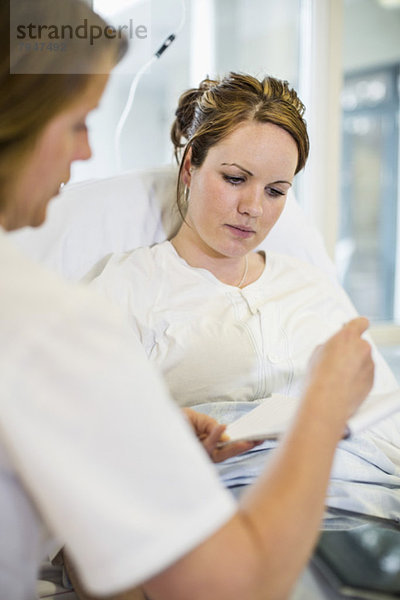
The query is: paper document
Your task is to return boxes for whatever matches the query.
[224,390,400,443]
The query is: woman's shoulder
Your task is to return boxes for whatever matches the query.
[263,250,356,313]
[85,242,176,319]
[265,250,338,287]
[85,240,172,284]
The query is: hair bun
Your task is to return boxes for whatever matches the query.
[170,77,218,158]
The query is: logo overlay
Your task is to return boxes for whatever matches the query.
[10,1,152,75]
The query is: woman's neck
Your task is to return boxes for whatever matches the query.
[170,225,264,288]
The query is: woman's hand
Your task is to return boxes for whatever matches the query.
[304,316,374,422]
[182,407,259,463]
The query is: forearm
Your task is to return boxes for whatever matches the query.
[143,389,346,600]
[238,385,346,598]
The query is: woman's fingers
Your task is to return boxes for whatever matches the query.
[212,440,259,463]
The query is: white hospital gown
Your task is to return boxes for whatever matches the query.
[90,240,400,521]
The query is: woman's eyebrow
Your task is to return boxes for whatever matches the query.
[271,180,292,187]
[221,163,292,187]
[221,162,253,176]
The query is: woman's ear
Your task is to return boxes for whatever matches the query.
[181,147,193,187]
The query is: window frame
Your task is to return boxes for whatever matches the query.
[300,0,400,344]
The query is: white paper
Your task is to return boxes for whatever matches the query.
[224,390,400,444]
[225,394,298,442]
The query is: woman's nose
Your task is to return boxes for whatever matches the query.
[238,188,263,217]
[74,130,92,161]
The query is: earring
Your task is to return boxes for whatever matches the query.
[184,185,190,203]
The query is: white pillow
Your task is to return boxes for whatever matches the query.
[10,165,337,281]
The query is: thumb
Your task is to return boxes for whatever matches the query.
[203,424,226,453]
[343,316,369,336]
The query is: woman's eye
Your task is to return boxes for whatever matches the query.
[266,187,285,198]
[223,175,245,186]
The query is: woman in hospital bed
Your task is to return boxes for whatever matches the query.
[90,72,400,521]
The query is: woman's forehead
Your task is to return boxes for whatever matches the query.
[65,72,110,116]
[203,122,298,173]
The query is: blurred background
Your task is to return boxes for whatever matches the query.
[79,0,400,377]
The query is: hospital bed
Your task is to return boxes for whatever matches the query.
[9,166,385,600]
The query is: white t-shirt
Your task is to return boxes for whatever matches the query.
[0,230,235,599]
[89,241,400,519]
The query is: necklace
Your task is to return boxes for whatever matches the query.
[237,254,248,288]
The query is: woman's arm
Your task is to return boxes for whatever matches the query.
[142,317,373,600]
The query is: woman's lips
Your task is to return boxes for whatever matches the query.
[225,224,255,239]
